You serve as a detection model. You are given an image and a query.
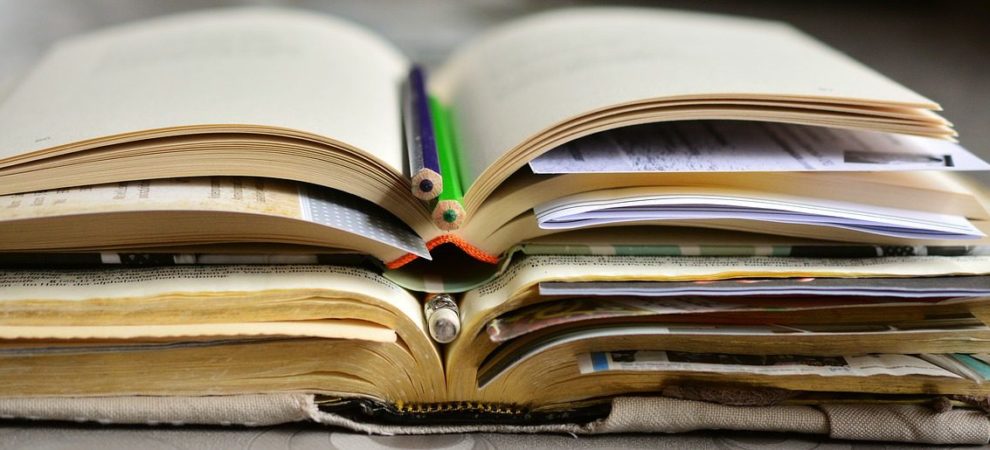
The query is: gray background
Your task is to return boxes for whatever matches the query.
[1,0,988,448]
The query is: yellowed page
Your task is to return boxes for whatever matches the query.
[432,7,938,189]
[0,320,395,343]
[0,8,409,173]
[0,265,425,335]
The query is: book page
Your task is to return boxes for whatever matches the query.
[0,8,409,174]
[460,255,990,331]
[0,177,303,220]
[0,320,396,343]
[0,177,429,257]
[432,8,936,188]
[0,265,425,333]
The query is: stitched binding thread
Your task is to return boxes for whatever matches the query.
[393,401,523,415]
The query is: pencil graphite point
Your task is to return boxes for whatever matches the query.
[433,200,465,230]
[411,168,442,200]
[443,209,457,223]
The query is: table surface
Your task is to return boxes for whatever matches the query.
[3,422,982,449]
[1,0,988,448]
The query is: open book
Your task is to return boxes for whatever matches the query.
[1,7,988,271]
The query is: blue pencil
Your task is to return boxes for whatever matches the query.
[404,66,443,201]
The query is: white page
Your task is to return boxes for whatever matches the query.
[530,121,990,174]
[0,8,409,174]
[535,192,985,240]
[432,8,937,189]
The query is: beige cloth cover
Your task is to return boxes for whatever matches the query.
[1,395,988,445]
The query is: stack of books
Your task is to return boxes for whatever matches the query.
[1,7,989,443]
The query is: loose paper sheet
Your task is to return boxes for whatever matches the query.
[479,322,984,387]
[539,275,990,298]
[534,190,984,240]
[529,121,990,174]
[578,351,962,378]
[299,184,429,257]
[487,295,963,342]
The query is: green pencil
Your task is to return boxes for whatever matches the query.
[429,96,466,230]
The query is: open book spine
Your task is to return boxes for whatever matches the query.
[320,397,612,426]
[404,66,443,201]
[429,96,467,231]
